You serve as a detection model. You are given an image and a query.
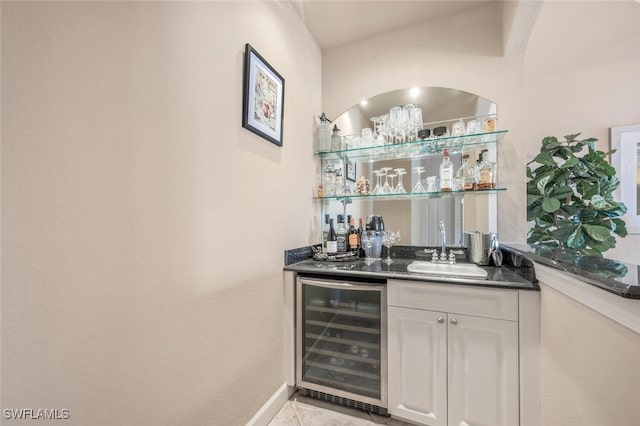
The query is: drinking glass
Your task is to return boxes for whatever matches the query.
[372,170,384,195]
[382,230,400,264]
[387,173,397,194]
[394,168,407,194]
[412,166,426,193]
[362,128,373,147]
[381,167,393,193]
[409,107,423,141]
[361,231,379,265]
[426,176,438,193]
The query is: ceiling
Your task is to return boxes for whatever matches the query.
[290,0,494,50]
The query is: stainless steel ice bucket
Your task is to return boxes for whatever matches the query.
[465,231,498,265]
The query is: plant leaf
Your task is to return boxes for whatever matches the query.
[581,224,611,242]
[542,197,561,213]
[536,175,552,195]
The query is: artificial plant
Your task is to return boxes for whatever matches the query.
[526,133,627,256]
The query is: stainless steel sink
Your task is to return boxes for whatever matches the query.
[407,261,488,279]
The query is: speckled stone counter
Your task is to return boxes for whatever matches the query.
[284,245,538,291]
[503,244,640,299]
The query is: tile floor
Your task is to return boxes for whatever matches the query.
[268,393,413,426]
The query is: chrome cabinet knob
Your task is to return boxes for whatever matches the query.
[437,317,445,324]
[450,318,458,325]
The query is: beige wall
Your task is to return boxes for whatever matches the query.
[524,1,640,264]
[1,2,320,425]
[539,284,640,426]
[322,1,528,244]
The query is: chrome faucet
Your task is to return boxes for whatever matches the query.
[439,220,446,260]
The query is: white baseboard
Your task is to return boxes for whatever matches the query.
[246,383,295,426]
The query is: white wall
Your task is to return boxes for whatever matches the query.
[1,2,320,425]
[524,1,640,263]
[539,284,640,426]
[322,1,528,245]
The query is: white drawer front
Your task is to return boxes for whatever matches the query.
[388,279,518,321]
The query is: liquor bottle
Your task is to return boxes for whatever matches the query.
[316,113,331,153]
[327,218,338,254]
[322,213,330,252]
[439,148,453,192]
[348,217,359,252]
[477,149,496,189]
[358,218,365,257]
[456,153,476,190]
[336,215,348,253]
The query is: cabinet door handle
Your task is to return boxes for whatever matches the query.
[450,318,458,325]
[437,317,445,324]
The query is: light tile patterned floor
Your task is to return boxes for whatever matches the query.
[268,394,413,426]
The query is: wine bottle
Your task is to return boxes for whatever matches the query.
[322,213,330,252]
[336,215,348,253]
[348,217,359,252]
[439,148,453,192]
[327,218,338,254]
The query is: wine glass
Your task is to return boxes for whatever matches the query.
[394,168,407,194]
[412,166,426,193]
[383,230,400,264]
[372,170,384,195]
[387,173,397,194]
[381,167,393,193]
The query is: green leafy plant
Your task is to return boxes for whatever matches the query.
[526,133,627,256]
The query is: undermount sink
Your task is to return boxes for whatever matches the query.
[407,261,488,279]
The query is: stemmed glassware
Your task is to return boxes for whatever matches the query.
[388,173,397,194]
[382,230,401,264]
[394,168,407,194]
[381,167,393,193]
[412,166,426,193]
[372,170,384,195]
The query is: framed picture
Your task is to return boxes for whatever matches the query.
[611,124,640,234]
[346,158,356,182]
[242,43,285,147]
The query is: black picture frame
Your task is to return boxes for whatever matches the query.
[346,158,356,182]
[242,43,285,147]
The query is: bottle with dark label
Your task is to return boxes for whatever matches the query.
[322,213,330,252]
[357,218,365,257]
[336,214,348,253]
[348,217,359,252]
[327,218,338,254]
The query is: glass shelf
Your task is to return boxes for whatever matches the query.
[314,188,506,202]
[315,130,508,161]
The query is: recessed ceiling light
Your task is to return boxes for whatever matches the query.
[360,99,368,107]
[410,87,420,98]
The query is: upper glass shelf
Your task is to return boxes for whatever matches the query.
[313,188,506,202]
[315,130,508,161]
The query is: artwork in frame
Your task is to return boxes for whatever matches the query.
[346,158,356,182]
[611,124,640,234]
[242,43,285,147]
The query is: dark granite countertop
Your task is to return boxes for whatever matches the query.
[503,244,640,299]
[283,245,538,291]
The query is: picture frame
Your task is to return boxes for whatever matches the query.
[242,43,285,147]
[610,124,640,234]
[346,158,356,182]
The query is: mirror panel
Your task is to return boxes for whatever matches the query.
[333,86,497,246]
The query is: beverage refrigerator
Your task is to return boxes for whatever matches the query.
[296,276,387,413]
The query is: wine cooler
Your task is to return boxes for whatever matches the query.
[296,276,387,412]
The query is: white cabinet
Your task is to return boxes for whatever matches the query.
[388,280,519,426]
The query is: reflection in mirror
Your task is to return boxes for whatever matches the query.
[333,87,497,246]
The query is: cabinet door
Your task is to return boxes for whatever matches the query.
[447,313,519,426]
[388,306,447,426]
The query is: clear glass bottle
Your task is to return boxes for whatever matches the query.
[331,124,343,152]
[476,149,496,189]
[336,215,348,253]
[334,168,345,196]
[323,163,335,197]
[316,113,331,153]
[439,148,453,192]
[456,153,476,190]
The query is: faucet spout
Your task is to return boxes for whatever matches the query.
[439,220,446,258]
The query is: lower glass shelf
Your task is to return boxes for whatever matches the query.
[314,187,505,201]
